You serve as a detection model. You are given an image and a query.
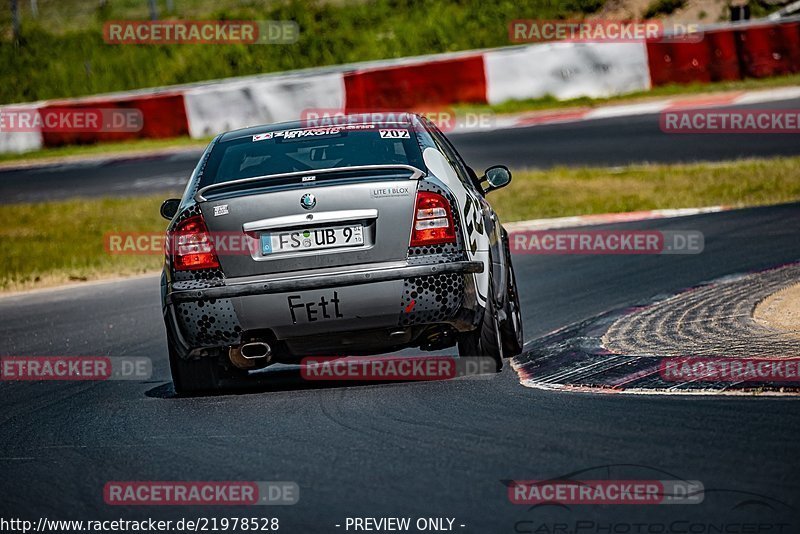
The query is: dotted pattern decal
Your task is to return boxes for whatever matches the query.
[400,179,468,326]
[169,203,243,350]
[176,298,242,347]
[174,203,201,222]
[172,268,224,285]
[400,273,464,326]
[408,248,464,264]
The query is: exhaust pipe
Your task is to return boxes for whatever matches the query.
[241,342,271,359]
[228,342,272,370]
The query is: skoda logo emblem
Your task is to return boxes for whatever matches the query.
[300,193,316,210]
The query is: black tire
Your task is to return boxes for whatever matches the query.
[168,341,223,395]
[499,241,524,357]
[458,277,504,372]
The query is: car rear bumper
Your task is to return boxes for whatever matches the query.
[166,260,483,304]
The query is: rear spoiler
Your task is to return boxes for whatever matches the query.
[194,164,426,202]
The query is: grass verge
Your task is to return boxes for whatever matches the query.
[1,0,603,104]
[491,156,800,221]
[0,195,170,293]
[2,156,799,293]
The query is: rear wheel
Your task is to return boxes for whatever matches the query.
[458,278,503,372]
[499,244,524,357]
[168,341,224,395]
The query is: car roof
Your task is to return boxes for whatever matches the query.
[219,112,421,142]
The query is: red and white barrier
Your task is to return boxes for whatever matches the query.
[39,92,188,147]
[647,18,800,86]
[0,104,45,153]
[184,72,345,138]
[343,54,486,111]
[484,41,650,104]
[2,17,800,154]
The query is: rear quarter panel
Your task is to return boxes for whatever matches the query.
[421,147,490,307]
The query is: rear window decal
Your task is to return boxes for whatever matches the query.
[380,129,410,139]
[252,123,398,143]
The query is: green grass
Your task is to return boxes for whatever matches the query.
[0,194,172,292]
[2,156,799,293]
[0,0,604,105]
[643,0,686,19]
[492,157,800,221]
[2,0,254,32]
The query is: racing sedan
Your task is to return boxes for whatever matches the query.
[160,113,523,393]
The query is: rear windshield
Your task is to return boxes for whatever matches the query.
[199,125,424,187]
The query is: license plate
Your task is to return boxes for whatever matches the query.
[261,225,364,255]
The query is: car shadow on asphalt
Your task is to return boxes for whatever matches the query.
[144,358,504,399]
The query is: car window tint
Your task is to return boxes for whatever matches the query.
[200,127,424,187]
[422,119,474,190]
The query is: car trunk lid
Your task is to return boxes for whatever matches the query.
[198,168,421,279]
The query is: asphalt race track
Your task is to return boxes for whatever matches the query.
[3,97,800,203]
[2,203,799,530]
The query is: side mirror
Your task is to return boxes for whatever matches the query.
[160,198,181,220]
[482,165,512,193]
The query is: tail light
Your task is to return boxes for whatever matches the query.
[410,191,457,247]
[167,215,220,271]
